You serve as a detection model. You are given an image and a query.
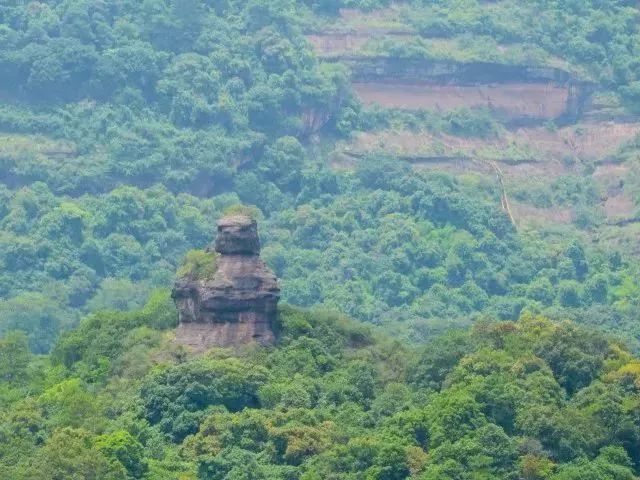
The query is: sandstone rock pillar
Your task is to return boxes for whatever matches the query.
[172,215,280,350]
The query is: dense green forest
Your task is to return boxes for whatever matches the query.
[2,0,640,478]
[1,0,640,351]
[3,298,640,479]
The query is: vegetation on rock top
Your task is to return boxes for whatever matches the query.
[176,250,218,281]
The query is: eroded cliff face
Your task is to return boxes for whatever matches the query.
[338,57,594,125]
[172,215,280,350]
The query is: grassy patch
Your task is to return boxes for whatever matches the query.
[177,250,218,281]
[222,204,261,219]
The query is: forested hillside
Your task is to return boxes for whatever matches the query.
[0,0,350,350]
[1,0,640,351]
[2,1,640,479]
[3,299,640,479]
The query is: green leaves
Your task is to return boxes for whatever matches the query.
[2,294,640,479]
[95,430,148,479]
[18,427,127,480]
[176,250,218,281]
[0,331,30,383]
[141,358,269,441]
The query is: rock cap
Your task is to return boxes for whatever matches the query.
[214,215,260,255]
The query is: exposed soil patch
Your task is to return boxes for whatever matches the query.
[592,158,639,223]
[338,5,409,28]
[336,125,640,229]
[341,130,551,170]
[307,33,414,57]
[307,4,414,56]
[570,123,640,159]
[0,133,78,159]
[596,223,640,255]
[511,123,640,161]
[500,160,569,177]
[307,34,371,56]
[340,122,640,167]
[593,162,631,179]
[352,83,569,121]
[593,162,629,201]
[512,203,574,226]
[603,195,636,219]
[411,157,494,174]
[339,130,572,177]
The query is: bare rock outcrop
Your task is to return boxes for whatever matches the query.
[172,215,279,350]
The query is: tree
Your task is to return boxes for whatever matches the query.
[259,136,306,191]
[141,358,268,441]
[38,379,102,430]
[422,424,518,479]
[37,202,88,246]
[0,293,69,353]
[527,277,555,306]
[0,331,30,383]
[408,331,474,390]
[197,447,268,480]
[565,241,589,281]
[95,430,148,479]
[18,428,126,480]
[583,274,609,304]
[156,53,220,127]
[86,278,150,312]
[557,281,582,308]
[550,446,635,480]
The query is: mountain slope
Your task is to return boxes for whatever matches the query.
[1,296,640,479]
[0,1,639,352]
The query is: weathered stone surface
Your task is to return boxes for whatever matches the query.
[172,215,279,350]
[214,215,261,255]
[328,57,596,124]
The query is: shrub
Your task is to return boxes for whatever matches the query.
[176,249,217,280]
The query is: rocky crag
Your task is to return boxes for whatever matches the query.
[172,215,280,350]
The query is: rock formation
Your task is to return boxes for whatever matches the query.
[330,57,595,124]
[172,215,280,350]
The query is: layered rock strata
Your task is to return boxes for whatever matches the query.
[172,215,280,349]
[323,57,595,124]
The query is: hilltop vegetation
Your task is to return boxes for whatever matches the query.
[313,0,640,102]
[1,1,640,479]
[2,297,640,479]
[0,0,640,352]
